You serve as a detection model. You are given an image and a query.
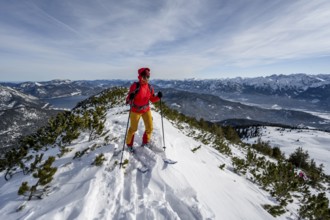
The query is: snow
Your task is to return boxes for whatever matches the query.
[0,89,12,101]
[37,88,46,94]
[271,104,281,110]
[41,103,49,109]
[71,91,81,96]
[171,103,181,108]
[0,86,38,102]
[0,105,283,220]
[243,126,330,174]
[7,101,16,108]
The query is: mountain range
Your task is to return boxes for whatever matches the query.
[2,74,329,103]
[1,79,127,99]
[153,73,330,112]
[1,73,330,153]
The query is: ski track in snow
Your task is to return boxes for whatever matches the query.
[0,106,286,219]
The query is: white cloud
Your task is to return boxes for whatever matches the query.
[203,0,330,66]
[0,0,330,80]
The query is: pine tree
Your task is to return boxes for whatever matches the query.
[288,147,309,170]
[17,156,57,201]
[223,126,240,143]
[33,156,57,186]
[299,192,330,220]
[92,153,106,166]
[308,159,324,188]
[3,147,28,181]
[29,153,44,173]
[87,106,106,141]
[18,182,30,196]
[231,157,247,174]
[272,147,283,160]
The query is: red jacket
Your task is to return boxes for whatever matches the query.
[126,81,160,113]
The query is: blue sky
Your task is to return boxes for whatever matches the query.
[1,0,330,81]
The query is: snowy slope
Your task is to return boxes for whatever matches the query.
[243,127,330,175]
[0,86,60,151]
[0,104,283,220]
[0,85,40,110]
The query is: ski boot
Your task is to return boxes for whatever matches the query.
[127,146,135,153]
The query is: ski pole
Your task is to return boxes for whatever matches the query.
[160,98,166,151]
[119,105,131,168]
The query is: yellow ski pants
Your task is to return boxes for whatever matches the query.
[126,109,153,146]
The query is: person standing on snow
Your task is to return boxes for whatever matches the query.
[125,67,163,152]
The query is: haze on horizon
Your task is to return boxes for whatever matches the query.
[1,0,330,81]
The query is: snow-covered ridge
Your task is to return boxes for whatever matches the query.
[0,87,329,219]
[0,104,275,219]
[0,86,38,101]
[0,86,40,110]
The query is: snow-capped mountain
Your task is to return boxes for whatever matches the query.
[154,73,330,96]
[0,86,61,152]
[153,73,330,112]
[0,87,329,220]
[1,79,127,99]
[0,85,42,110]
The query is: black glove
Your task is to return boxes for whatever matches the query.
[157,91,163,99]
[129,93,135,100]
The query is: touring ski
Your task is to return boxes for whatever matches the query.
[137,166,149,173]
[113,148,122,156]
[163,158,177,164]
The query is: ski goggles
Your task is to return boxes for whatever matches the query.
[142,75,150,80]
[141,70,150,79]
